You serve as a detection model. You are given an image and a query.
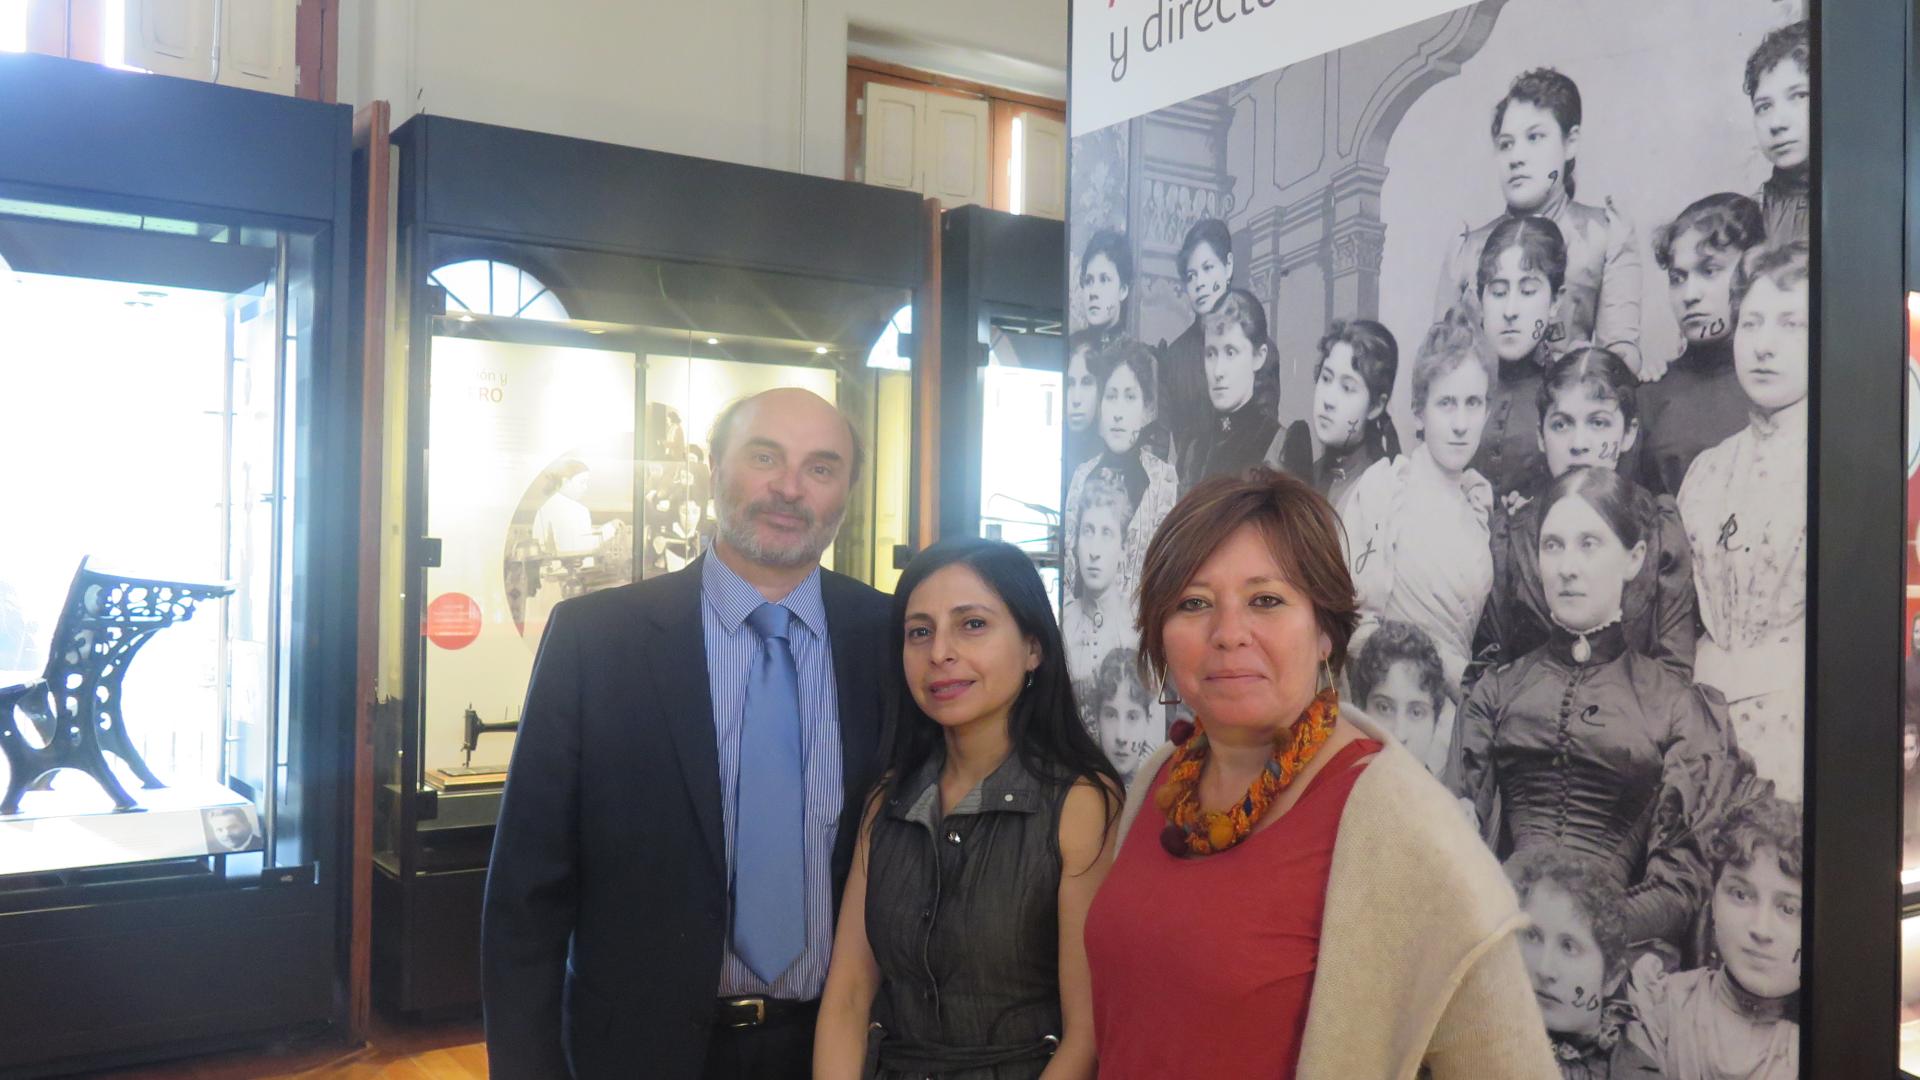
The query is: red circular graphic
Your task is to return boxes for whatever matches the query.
[425,592,483,650]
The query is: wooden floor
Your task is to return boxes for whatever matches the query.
[96,1016,487,1079]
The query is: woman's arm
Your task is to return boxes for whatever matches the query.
[1421,931,1560,1079]
[1620,684,1742,945]
[1647,493,1699,680]
[1040,777,1123,1080]
[1594,199,1648,380]
[813,793,887,1080]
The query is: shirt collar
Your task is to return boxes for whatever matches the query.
[701,552,828,640]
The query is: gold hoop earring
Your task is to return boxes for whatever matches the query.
[1156,669,1181,706]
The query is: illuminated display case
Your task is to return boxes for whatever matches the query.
[0,56,356,1075]
[371,116,927,1013]
[938,205,1068,606]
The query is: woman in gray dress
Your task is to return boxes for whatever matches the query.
[815,539,1122,1079]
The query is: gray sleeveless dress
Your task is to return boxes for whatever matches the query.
[863,749,1071,1079]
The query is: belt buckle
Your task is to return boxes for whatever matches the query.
[725,996,767,1028]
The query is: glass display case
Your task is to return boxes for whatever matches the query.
[938,205,1068,604]
[371,116,927,1014]
[0,54,356,1075]
[0,198,303,875]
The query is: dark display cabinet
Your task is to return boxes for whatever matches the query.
[371,116,929,1015]
[937,206,1067,601]
[0,55,358,1076]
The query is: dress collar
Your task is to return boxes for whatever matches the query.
[1750,397,1809,442]
[1320,438,1374,486]
[1764,163,1810,200]
[1410,443,1494,516]
[1676,335,1736,375]
[890,744,1048,827]
[1519,184,1572,223]
[1547,615,1628,666]
[1716,966,1799,1024]
[1499,344,1551,383]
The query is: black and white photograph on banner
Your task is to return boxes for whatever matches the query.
[1066,1,1809,1074]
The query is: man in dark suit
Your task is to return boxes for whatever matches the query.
[483,387,891,1079]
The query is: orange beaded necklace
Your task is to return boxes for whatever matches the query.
[1155,687,1340,857]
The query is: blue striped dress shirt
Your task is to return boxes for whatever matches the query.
[702,555,843,1000]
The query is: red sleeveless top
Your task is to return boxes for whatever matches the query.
[1084,738,1381,1079]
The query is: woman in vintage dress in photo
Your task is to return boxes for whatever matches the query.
[1339,316,1496,690]
[1063,332,1104,473]
[815,539,1120,1080]
[1635,193,1769,499]
[1676,243,1808,802]
[1177,287,1280,490]
[1158,218,1237,463]
[1269,318,1402,511]
[1077,230,1132,350]
[1507,848,1661,1080]
[1084,470,1556,1079]
[1060,475,1135,691]
[1479,347,1697,678]
[1470,215,1569,500]
[1620,794,1802,1080]
[1061,340,1179,622]
[1450,466,1743,951]
[1435,68,1645,377]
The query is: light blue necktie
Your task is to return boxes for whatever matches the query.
[733,602,806,985]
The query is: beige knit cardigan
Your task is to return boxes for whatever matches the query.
[1111,715,1560,1080]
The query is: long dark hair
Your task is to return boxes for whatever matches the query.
[1317,318,1402,458]
[882,538,1122,825]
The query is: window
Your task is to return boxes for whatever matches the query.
[0,0,26,52]
[429,259,569,322]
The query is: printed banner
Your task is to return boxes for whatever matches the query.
[1071,0,1474,135]
[1068,0,1810,1071]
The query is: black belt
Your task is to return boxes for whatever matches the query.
[714,995,820,1030]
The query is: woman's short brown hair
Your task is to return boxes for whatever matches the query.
[1135,468,1359,689]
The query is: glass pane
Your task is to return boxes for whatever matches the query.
[423,337,636,782]
[0,202,300,880]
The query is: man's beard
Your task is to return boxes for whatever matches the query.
[715,491,845,569]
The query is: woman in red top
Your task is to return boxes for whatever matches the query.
[1083,469,1555,1080]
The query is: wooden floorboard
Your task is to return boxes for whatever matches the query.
[93,1016,487,1079]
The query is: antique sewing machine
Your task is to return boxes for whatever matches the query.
[424,704,521,790]
[461,704,519,767]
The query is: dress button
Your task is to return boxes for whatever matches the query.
[946,830,962,845]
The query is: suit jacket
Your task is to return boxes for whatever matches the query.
[482,558,891,1079]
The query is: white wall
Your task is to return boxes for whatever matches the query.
[338,0,1067,179]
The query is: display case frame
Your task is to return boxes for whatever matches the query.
[372,115,929,1014]
[1789,0,1903,1075]
[0,55,358,1076]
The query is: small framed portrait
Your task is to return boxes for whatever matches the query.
[201,805,262,855]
